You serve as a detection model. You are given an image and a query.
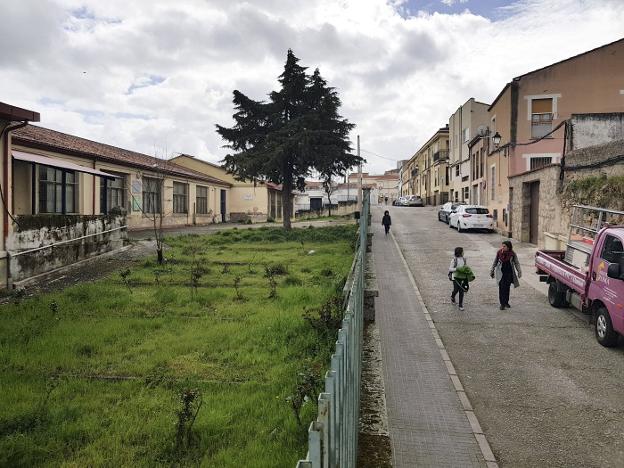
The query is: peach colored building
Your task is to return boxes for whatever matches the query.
[488,37,624,238]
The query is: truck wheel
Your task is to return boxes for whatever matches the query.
[595,306,619,347]
[547,281,567,308]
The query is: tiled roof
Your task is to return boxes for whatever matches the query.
[12,125,231,186]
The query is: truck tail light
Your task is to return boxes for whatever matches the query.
[486,214,493,218]
[462,214,472,218]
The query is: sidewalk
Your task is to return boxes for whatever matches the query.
[371,220,495,467]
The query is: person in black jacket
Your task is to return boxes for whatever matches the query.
[382,210,392,236]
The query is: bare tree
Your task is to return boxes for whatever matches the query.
[322,176,335,217]
[127,152,177,265]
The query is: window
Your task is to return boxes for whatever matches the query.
[100,174,126,214]
[466,207,489,215]
[600,235,624,265]
[196,186,208,214]
[462,128,470,143]
[529,157,553,171]
[463,187,469,201]
[39,167,78,214]
[531,98,553,138]
[143,177,161,214]
[173,182,188,214]
[455,165,460,177]
[491,166,496,201]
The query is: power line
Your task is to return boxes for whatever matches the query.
[360,148,403,162]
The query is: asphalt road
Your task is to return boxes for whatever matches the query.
[378,205,624,468]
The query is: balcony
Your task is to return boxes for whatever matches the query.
[433,150,449,163]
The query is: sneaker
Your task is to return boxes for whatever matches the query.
[451,296,456,304]
[459,306,464,311]
[505,303,511,308]
[499,305,505,310]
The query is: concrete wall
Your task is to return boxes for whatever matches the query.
[7,214,126,283]
[569,113,624,150]
[294,200,358,218]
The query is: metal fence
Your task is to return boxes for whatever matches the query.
[296,192,369,468]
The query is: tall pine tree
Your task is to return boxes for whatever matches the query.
[217,50,362,229]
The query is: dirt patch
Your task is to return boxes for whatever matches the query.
[358,321,393,467]
[1,240,155,301]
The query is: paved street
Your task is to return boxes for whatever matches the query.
[374,205,624,467]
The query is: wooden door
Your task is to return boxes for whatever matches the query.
[529,182,540,244]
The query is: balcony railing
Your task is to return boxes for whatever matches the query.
[433,150,449,162]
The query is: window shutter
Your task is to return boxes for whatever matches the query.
[532,98,552,114]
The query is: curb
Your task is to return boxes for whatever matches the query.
[390,230,499,467]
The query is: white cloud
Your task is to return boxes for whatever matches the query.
[0,0,623,175]
[441,0,469,6]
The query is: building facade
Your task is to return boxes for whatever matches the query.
[487,38,624,238]
[409,126,450,206]
[448,98,490,204]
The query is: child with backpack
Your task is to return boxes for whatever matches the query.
[448,247,474,311]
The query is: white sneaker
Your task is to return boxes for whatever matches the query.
[459,306,465,311]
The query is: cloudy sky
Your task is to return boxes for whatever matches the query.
[2,0,623,175]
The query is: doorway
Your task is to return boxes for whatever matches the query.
[220,190,227,223]
[529,182,540,244]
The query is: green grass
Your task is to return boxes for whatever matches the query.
[0,225,356,467]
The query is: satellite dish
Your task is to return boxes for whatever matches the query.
[477,125,489,137]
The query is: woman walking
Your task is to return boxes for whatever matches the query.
[382,210,392,236]
[490,240,522,310]
[449,247,468,311]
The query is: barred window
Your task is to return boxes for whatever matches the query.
[173,182,188,214]
[196,186,208,214]
[530,157,552,171]
[143,177,161,214]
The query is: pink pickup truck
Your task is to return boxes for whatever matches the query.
[535,207,624,347]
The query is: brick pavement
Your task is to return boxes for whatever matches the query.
[372,218,493,467]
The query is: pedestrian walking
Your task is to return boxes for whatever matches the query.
[382,210,392,236]
[449,247,469,311]
[490,240,522,310]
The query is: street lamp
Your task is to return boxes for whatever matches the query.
[492,132,502,148]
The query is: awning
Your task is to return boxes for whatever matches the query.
[12,151,117,178]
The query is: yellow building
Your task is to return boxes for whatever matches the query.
[410,125,450,206]
[171,154,288,222]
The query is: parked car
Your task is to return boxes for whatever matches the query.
[438,202,465,224]
[448,205,494,232]
[404,195,424,207]
[535,205,624,347]
[393,196,405,206]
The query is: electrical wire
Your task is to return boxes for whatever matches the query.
[360,148,402,162]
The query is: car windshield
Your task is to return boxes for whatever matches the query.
[466,208,489,214]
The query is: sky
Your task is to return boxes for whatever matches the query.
[1,0,623,175]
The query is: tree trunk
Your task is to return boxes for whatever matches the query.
[157,247,164,265]
[327,193,332,217]
[282,182,292,230]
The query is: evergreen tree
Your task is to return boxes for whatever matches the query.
[217,50,362,229]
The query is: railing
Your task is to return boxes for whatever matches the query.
[296,190,369,468]
[433,149,449,162]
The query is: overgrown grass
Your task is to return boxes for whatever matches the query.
[0,225,356,467]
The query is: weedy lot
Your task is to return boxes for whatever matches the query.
[0,225,356,467]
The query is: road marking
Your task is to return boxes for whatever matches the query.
[390,228,498,467]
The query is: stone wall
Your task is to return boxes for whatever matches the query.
[509,165,562,247]
[7,214,127,283]
[509,138,624,247]
[569,113,624,150]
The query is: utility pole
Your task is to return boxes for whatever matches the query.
[357,135,362,212]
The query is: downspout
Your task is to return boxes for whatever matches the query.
[1,120,29,288]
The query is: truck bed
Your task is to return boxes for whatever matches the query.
[535,250,587,294]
